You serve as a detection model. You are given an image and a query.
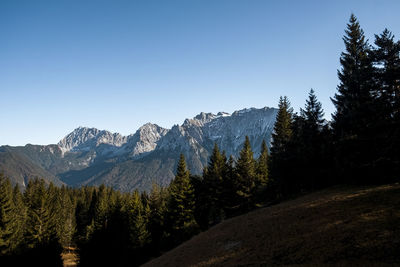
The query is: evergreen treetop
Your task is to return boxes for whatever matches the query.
[271,96,293,156]
[167,154,197,238]
[235,136,257,212]
[301,89,325,131]
[331,14,375,138]
[256,140,269,187]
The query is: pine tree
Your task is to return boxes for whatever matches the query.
[79,187,139,267]
[93,184,110,231]
[256,140,269,187]
[221,155,237,217]
[373,29,400,119]
[46,183,60,241]
[56,186,76,248]
[24,179,55,247]
[191,174,208,230]
[297,89,327,189]
[23,179,63,267]
[331,14,375,138]
[235,136,256,212]
[301,89,325,132]
[128,190,150,249]
[0,174,14,256]
[167,154,197,243]
[270,96,294,197]
[371,29,400,182]
[10,185,27,253]
[75,186,94,243]
[201,143,226,226]
[255,140,269,203]
[148,183,167,252]
[331,14,379,183]
[271,96,293,156]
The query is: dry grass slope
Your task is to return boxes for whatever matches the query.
[143,184,400,266]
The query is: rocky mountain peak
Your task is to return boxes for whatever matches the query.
[122,123,169,157]
[137,123,168,136]
[183,112,218,127]
[217,111,230,117]
[194,112,216,122]
[158,107,278,162]
[58,127,127,153]
[1,106,278,192]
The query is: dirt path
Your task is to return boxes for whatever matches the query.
[62,247,78,267]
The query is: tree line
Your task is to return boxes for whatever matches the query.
[0,139,269,266]
[269,14,400,197]
[0,14,399,266]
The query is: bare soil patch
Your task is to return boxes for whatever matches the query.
[62,247,78,267]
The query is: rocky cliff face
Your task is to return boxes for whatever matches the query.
[1,107,278,192]
[58,127,128,153]
[157,107,277,174]
[118,123,169,158]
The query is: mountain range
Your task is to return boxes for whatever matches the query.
[0,107,277,192]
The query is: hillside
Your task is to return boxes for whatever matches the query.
[0,147,63,187]
[143,183,400,266]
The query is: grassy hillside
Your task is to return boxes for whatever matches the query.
[143,183,400,266]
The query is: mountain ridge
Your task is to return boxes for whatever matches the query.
[0,107,278,191]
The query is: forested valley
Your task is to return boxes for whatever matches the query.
[0,14,399,266]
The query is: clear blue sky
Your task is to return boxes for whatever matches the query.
[1,0,399,146]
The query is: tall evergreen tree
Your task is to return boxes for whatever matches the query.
[10,185,26,253]
[294,89,330,190]
[75,186,94,243]
[373,29,400,119]
[192,174,209,230]
[331,14,375,138]
[256,140,269,188]
[128,191,150,249]
[23,179,63,267]
[201,143,226,226]
[167,154,197,243]
[222,155,237,214]
[93,184,110,231]
[0,174,14,256]
[331,14,380,183]
[24,179,56,247]
[56,186,76,248]
[371,29,400,182]
[271,96,293,155]
[148,183,167,252]
[235,136,256,212]
[255,140,269,204]
[301,89,325,132]
[270,96,294,197]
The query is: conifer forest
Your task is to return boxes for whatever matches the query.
[1,14,400,266]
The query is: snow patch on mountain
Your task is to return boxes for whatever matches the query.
[56,107,277,178]
[158,107,278,160]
